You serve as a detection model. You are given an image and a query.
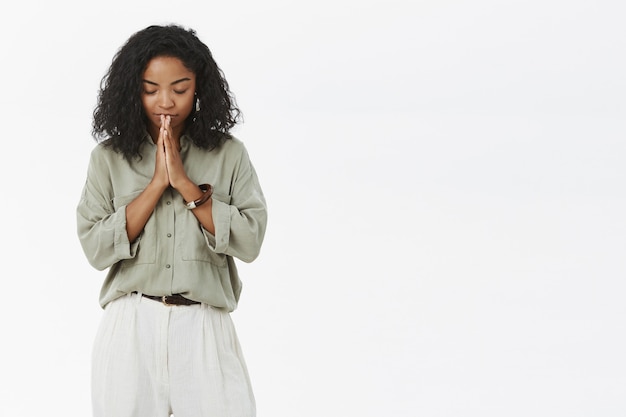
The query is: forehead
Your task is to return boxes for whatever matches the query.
[142,56,195,81]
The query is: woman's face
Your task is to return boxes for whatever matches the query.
[141,55,197,140]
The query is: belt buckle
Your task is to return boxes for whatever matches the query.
[161,295,174,306]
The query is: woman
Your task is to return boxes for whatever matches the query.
[77,24,267,417]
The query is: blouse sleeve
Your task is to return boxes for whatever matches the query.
[202,144,268,263]
[76,147,138,270]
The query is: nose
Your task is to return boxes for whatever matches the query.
[157,91,174,109]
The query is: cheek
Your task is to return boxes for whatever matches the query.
[180,96,195,116]
[141,96,152,113]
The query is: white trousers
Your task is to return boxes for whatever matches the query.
[92,292,255,417]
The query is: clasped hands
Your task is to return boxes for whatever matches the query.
[153,114,190,191]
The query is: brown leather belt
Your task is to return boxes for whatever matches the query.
[138,293,200,306]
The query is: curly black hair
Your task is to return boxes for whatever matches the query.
[92,24,241,160]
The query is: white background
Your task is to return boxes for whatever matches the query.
[1,0,625,416]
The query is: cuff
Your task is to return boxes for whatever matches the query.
[113,204,139,259]
[203,197,231,253]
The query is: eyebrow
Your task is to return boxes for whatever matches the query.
[142,77,192,86]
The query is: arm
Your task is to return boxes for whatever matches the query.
[201,145,267,263]
[162,117,266,262]
[161,115,217,235]
[169,139,266,262]
[76,148,136,270]
[77,122,171,269]
[125,117,172,242]
[175,180,216,235]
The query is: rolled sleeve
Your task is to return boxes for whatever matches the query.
[199,145,267,263]
[76,146,139,271]
[77,196,138,270]
[113,205,139,258]
[210,197,232,253]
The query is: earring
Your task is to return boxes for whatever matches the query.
[195,97,200,112]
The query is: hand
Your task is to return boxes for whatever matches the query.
[161,115,191,190]
[152,116,170,189]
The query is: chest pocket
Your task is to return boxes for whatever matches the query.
[181,192,230,268]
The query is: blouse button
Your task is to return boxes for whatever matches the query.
[165,264,171,269]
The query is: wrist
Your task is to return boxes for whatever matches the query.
[183,184,213,209]
[149,178,169,193]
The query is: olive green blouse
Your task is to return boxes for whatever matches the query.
[77,134,267,311]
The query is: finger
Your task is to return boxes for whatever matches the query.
[158,125,165,147]
[165,115,173,140]
[162,123,176,154]
[162,127,171,150]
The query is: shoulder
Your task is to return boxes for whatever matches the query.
[89,136,153,163]
[89,141,115,158]
[219,135,247,153]
[202,134,251,161]
[88,142,124,166]
[86,141,137,178]
[88,141,115,163]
